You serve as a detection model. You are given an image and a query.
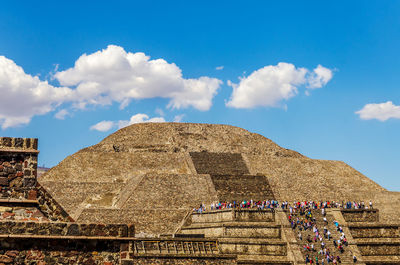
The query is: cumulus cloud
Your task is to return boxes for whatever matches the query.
[90,113,165,132]
[226,63,333,109]
[356,101,400,121]
[117,113,165,129]
[0,45,222,129]
[90,120,115,132]
[216,66,224,70]
[173,114,185,122]
[307,64,333,89]
[0,56,73,129]
[155,108,165,117]
[54,109,70,120]
[55,45,222,111]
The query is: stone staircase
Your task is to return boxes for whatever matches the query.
[178,209,292,264]
[210,175,275,202]
[189,152,250,175]
[190,151,275,201]
[288,208,363,264]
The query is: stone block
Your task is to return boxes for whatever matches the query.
[67,224,80,236]
[23,177,36,188]
[0,177,8,186]
[25,138,31,149]
[0,255,13,263]
[32,139,38,150]
[15,164,22,171]
[128,224,135,237]
[7,174,16,181]
[14,138,23,148]
[118,225,128,237]
[6,167,16,174]
[28,190,37,200]
[1,137,12,147]
[120,243,129,252]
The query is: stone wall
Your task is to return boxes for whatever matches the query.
[0,220,134,237]
[358,242,400,256]
[210,175,275,201]
[341,209,379,222]
[0,137,38,200]
[218,240,287,256]
[78,209,189,236]
[0,137,38,151]
[36,183,73,222]
[189,152,249,175]
[349,224,400,238]
[121,238,236,265]
[0,236,234,265]
[0,237,120,264]
[122,257,237,265]
[191,209,275,223]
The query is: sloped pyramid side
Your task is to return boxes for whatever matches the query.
[38,123,400,235]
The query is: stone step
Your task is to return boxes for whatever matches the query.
[191,209,275,224]
[210,175,275,202]
[236,254,291,263]
[287,210,355,263]
[362,255,400,264]
[218,237,286,244]
[184,221,280,228]
[219,239,287,256]
[189,152,250,175]
[181,223,281,238]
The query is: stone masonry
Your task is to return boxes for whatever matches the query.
[0,137,38,199]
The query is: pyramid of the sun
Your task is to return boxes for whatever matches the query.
[39,123,400,235]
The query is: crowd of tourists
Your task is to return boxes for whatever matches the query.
[193,199,280,213]
[288,204,358,264]
[193,200,373,213]
[192,199,371,264]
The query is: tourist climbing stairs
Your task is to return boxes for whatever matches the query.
[289,208,361,264]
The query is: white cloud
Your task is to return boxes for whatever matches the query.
[356,101,400,121]
[90,120,115,132]
[90,113,166,132]
[155,108,165,117]
[55,45,222,111]
[307,64,333,89]
[0,45,222,129]
[0,56,73,129]
[173,114,185,122]
[216,66,224,70]
[226,63,333,109]
[118,113,165,129]
[54,109,70,120]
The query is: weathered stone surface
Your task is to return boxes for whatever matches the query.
[123,258,237,264]
[38,123,400,235]
[0,177,8,186]
[14,138,23,148]
[1,137,12,147]
[0,221,133,237]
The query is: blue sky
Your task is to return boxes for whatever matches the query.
[0,1,399,190]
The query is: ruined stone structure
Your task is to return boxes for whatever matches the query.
[1,123,400,264]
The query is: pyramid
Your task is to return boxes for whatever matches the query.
[39,123,400,235]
